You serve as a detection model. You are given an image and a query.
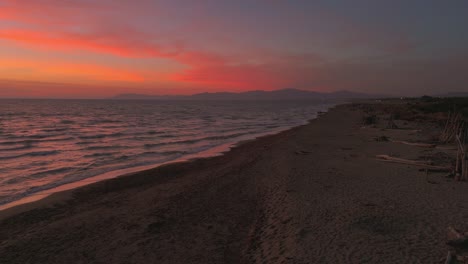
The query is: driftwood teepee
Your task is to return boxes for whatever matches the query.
[455,127,468,181]
[441,112,464,143]
[441,111,468,181]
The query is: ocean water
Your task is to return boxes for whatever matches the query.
[0,99,331,205]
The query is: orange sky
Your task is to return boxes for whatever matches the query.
[1,0,468,97]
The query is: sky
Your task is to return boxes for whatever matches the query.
[0,0,467,98]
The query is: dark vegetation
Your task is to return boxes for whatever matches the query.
[356,97,468,127]
[411,96,468,120]
[363,114,378,125]
[360,104,379,125]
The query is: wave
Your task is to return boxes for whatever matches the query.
[0,136,74,146]
[0,100,333,206]
[42,137,75,142]
[143,131,259,149]
[0,140,30,146]
[5,134,48,140]
[60,119,75,124]
[115,155,130,161]
[0,170,70,185]
[78,134,107,140]
[0,150,60,160]
[87,119,122,125]
[41,127,69,133]
[0,144,34,151]
[138,150,188,157]
[82,145,125,151]
[157,134,178,138]
[83,152,116,158]
[209,126,261,134]
[28,134,58,139]
[78,132,124,140]
[147,130,163,135]
[24,150,60,157]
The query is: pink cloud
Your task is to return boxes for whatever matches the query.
[2,0,462,98]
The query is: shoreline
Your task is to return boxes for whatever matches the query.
[0,142,233,213]
[0,107,333,218]
[0,100,334,213]
[1,102,467,263]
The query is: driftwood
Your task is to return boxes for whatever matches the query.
[447,226,468,247]
[295,150,312,155]
[440,111,467,181]
[437,146,458,151]
[446,226,468,264]
[455,131,468,181]
[441,112,463,143]
[378,136,436,148]
[391,140,436,148]
[376,155,452,171]
[445,251,454,264]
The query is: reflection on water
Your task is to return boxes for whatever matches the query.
[0,99,331,205]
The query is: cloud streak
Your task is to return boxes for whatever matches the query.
[0,0,467,96]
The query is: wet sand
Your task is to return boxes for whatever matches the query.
[1,103,467,263]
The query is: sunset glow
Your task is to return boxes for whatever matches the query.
[1,0,467,97]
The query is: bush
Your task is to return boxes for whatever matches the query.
[363,114,378,125]
[411,97,468,120]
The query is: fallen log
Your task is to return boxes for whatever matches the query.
[376,155,452,171]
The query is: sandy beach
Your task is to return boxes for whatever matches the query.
[1,102,467,263]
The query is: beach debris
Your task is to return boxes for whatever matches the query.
[375,155,452,171]
[295,150,312,155]
[362,202,377,207]
[455,131,468,181]
[441,112,464,144]
[437,146,459,151]
[445,251,455,264]
[390,140,436,148]
[445,226,468,264]
[374,136,390,142]
[447,226,468,247]
[374,135,437,147]
[419,168,450,174]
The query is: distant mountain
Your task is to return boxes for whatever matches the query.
[112,88,382,101]
[436,92,468,98]
[112,93,185,100]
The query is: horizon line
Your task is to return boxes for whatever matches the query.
[1,88,383,100]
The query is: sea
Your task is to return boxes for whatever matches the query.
[0,99,332,206]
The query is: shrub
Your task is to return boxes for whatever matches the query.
[363,114,378,125]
